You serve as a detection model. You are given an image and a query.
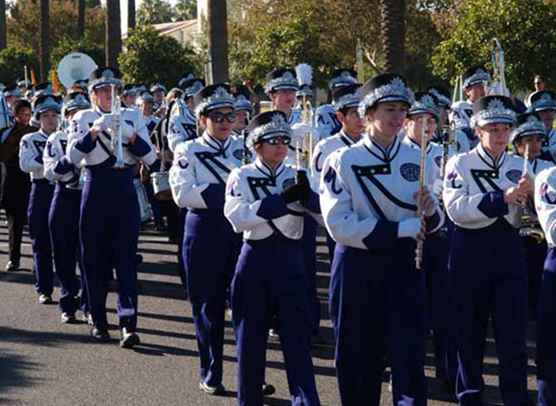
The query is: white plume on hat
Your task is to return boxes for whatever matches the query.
[295,63,313,87]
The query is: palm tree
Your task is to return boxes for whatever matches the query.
[0,0,7,50]
[77,0,85,39]
[39,0,50,81]
[128,0,136,30]
[105,0,122,68]
[380,0,406,73]
[207,0,229,83]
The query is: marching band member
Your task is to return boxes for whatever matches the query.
[443,95,530,405]
[311,84,362,262]
[314,69,359,140]
[19,94,61,304]
[529,90,556,162]
[0,99,34,272]
[401,92,456,388]
[428,86,473,153]
[265,68,301,127]
[4,84,22,114]
[169,84,244,395]
[138,91,160,135]
[321,73,443,405]
[534,167,556,406]
[167,77,204,152]
[510,112,552,320]
[67,67,158,347]
[225,110,321,406]
[150,82,167,117]
[44,92,90,323]
[231,85,252,137]
[121,84,138,108]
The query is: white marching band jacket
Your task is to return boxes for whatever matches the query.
[314,103,341,140]
[443,144,526,230]
[535,166,556,248]
[320,135,444,250]
[167,101,197,152]
[67,107,158,168]
[19,129,50,181]
[169,132,244,210]
[310,130,358,191]
[225,159,321,241]
[43,129,81,189]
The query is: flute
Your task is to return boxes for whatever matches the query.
[415,117,428,271]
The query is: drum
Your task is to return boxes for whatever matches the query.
[134,178,153,222]
[151,171,172,201]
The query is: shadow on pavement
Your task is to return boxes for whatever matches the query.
[0,349,43,396]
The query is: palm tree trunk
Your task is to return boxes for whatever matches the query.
[380,0,406,73]
[0,0,7,50]
[39,0,50,81]
[106,0,122,67]
[77,0,85,39]
[207,0,229,83]
[128,0,136,30]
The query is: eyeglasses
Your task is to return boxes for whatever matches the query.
[208,111,237,123]
[263,137,291,146]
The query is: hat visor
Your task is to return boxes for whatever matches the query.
[472,115,514,128]
[90,78,121,92]
[408,107,439,120]
[335,101,360,111]
[266,84,299,93]
[201,101,236,116]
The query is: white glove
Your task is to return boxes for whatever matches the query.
[93,114,119,133]
[432,179,443,198]
[397,217,421,240]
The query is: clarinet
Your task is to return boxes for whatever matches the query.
[415,117,428,270]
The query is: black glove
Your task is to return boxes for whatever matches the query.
[281,170,311,204]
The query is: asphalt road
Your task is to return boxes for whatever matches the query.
[0,220,539,405]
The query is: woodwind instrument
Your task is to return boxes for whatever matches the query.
[440,122,455,179]
[415,117,428,270]
[110,84,126,168]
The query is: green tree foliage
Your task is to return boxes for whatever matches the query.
[0,46,39,84]
[118,26,200,87]
[174,0,197,20]
[431,0,556,91]
[228,0,443,89]
[136,0,175,25]
[7,0,105,63]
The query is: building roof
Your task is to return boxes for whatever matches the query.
[123,19,198,40]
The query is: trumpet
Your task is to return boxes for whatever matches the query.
[415,117,428,271]
[110,84,126,168]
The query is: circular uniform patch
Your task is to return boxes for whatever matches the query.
[282,177,295,190]
[506,169,522,184]
[233,148,246,161]
[400,163,420,182]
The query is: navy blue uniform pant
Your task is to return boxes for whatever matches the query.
[424,233,457,385]
[301,215,320,335]
[330,240,427,406]
[49,185,87,314]
[522,236,547,319]
[449,220,528,406]
[27,179,54,295]
[537,248,556,406]
[80,167,140,331]
[183,209,241,387]
[232,236,320,406]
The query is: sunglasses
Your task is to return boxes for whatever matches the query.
[208,111,237,123]
[263,136,291,146]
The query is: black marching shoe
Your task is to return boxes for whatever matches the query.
[119,328,140,349]
[61,312,77,324]
[90,327,111,343]
[5,260,19,272]
[199,381,225,396]
[262,383,276,396]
